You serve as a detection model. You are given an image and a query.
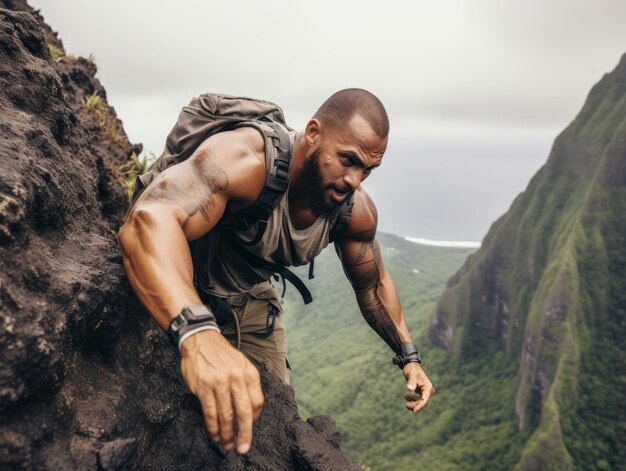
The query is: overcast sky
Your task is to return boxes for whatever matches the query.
[29,0,626,241]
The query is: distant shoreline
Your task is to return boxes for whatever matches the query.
[404,237,481,248]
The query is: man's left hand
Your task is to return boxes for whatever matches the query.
[403,362,436,413]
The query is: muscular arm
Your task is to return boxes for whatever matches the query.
[118,127,267,452]
[336,192,412,354]
[339,236,413,352]
[336,189,435,412]
[119,128,265,328]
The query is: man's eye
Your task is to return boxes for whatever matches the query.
[341,155,355,165]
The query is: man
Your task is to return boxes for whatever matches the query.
[118,89,435,455]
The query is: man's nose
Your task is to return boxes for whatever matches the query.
[344,168,363,189]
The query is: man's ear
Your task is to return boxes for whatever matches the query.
[304,119,321,147]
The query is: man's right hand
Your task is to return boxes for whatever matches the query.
[180,330,264,454]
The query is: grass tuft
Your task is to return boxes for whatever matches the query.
[118,152,153,201]
[47,44,65,62]
[83,92,108,114]
[82,92,125,143]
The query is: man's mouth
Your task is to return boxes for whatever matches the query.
[329,186,351,202]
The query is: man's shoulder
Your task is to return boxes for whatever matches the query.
[189,127,268,208]
[195,126,266,167]
[342,187,378,240]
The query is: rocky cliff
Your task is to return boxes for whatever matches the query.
[0,2,360,469]
[429,56,626,469]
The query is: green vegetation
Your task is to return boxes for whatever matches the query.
[426,55,626,470]
[118,152,153,201]
[47,43,66,62]
[82,92,125,143]
[44,29,93,65]
[284,55,626,470]
[281,235,522,470]
[83,92,108,114]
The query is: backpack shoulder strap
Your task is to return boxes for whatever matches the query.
[191,120,293,296]
[219,120,292,246]
[329,193,355,243]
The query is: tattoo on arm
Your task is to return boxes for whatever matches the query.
[144,155,229,224]
[346,240,383,287]
[357,264,379,287]
[353,240,382,263]
[373,240,382,265]
[355,240,372,263]
[358,290,402,354]
[343,239,402,353]
[195,181,224,223]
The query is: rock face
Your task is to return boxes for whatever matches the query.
[0,2,360,470]
[429,55,626,469]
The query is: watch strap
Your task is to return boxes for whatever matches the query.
[168,305,219,348]
[177,323,221,350]
[392,342,422,369]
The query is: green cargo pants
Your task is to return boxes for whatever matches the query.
[217,292,290,384]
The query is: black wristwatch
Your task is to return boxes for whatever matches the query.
[392,342,422,369]
[168,305,219,348]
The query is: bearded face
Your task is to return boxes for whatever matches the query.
[301,146,353,219]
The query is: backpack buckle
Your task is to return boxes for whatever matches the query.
[274,158,290,181]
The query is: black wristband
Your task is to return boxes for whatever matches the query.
[168,305,219,348]
[392,342,422,369]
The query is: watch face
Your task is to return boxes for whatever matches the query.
[183,306,214,323]
[184,308,201,321]
[170,306,217,347]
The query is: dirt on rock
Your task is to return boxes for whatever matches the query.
[0,2,361,470]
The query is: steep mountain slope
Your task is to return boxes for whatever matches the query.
[429,55,626,470]
[283,234,479,470]
[0,2,361,469]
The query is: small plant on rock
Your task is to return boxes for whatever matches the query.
[83,92,108,114]
[118,152,153,201]
[48,44,65,61]
[82,92,124,144]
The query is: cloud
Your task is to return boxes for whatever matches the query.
[29,0,626,238]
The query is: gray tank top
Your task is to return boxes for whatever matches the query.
[206,135,333,297]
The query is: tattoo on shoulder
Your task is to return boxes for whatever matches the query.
[144,155,229,224]
[193,158,229,223]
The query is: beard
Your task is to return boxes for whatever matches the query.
[301,147,353,220]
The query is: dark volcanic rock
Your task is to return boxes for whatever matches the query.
[291,417,361,471]
[97,439,138,471]
[0,2,360,470]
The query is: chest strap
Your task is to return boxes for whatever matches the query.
[221,233,313,304]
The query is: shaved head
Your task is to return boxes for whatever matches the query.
[313,88,389,138]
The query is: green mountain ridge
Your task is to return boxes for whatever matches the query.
[429,54,626,470]
[284,234,486,470]
[285,55,625,470]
